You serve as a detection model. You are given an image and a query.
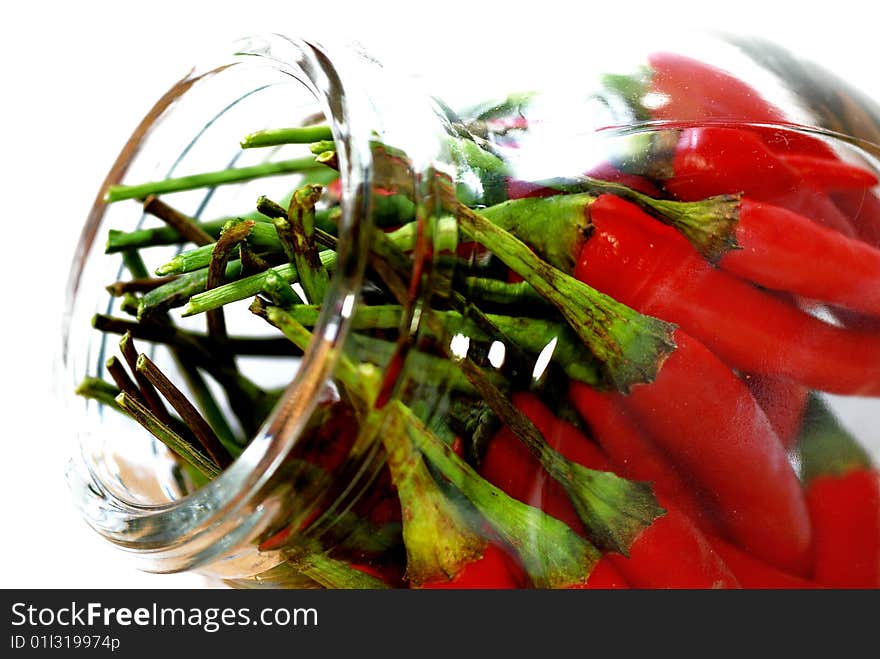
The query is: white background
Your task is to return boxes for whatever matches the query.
[1,0,879,588]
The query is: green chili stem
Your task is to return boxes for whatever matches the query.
[75,377,123,412]
[155,222,277,276]
[540,176,742,262]
[240,126,334,148]
[798,395,873,485]
[266,303,600,386]
[181,218,458,316]
[374,402,486,586]
[349,334,503,394]
[460,277,549,308]
[107,219,231,253]
[106,156,326,202]
[456,203,676,393]
[398,400,599,588]
[250,299,598,587]
[138,260,242,319]
[454,356,663,555]
[287,551,389,589]
[115,392,220,480]
[120,293,140,316]
[122,250,150,280]
[154,209,338,276]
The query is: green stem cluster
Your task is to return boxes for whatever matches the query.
[84,123,686,589]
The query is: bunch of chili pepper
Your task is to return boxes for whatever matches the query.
[78,48,880,590]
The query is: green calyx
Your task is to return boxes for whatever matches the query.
[797,395,873,485]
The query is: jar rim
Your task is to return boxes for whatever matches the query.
[63,34,376,575]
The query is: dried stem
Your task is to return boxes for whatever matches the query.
[207,220,255,343]
[106,276,179,297]
[239,242,272,275]
[283,184,330,304]
[143,195,215,246]
[137,354,233,468]
[105,355,144,404]
[118,332,171,424]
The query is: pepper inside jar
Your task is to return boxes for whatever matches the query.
[65,34,880,589]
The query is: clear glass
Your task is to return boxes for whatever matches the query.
[64,33,880,588]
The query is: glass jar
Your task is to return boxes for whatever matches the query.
[64,33,880,589]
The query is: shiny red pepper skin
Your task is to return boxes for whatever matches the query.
[628,332,811,574]
[720,199,880,316]
[705,536,820,589]
[744,374,808,451]
[592,328,813,575]
[666,127,856,237]
[420,544,527,589]
[778,153,878,191]
[807,469,880,588]
[607,494,739,589]
[579,194,880,396]
[647,52,837,159]
[648,52,785,125]
[575,556,630,589]
[567,383,721,536]
[482,394,738,588]
[832,189,880,248]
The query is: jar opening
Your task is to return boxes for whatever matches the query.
[64,35,379,576]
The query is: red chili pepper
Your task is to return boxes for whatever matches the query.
[579,194,880,396]
[567,382,722,536]
[607,494,740,589]
[665,127,856,237]
[483,394,738,588]
[420,544,527,589]
[302,398,360,472]
[832,189,880,248]
[705,536,820,589]
[352,465,403,527]
[572,556,630,589]
[593,329,812,575]
[646,52,837,159]
[744,374,808,451]
[778,153,878,191]
[799,396,880,588]
[716,198,880,316]
[807,470,880,588]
